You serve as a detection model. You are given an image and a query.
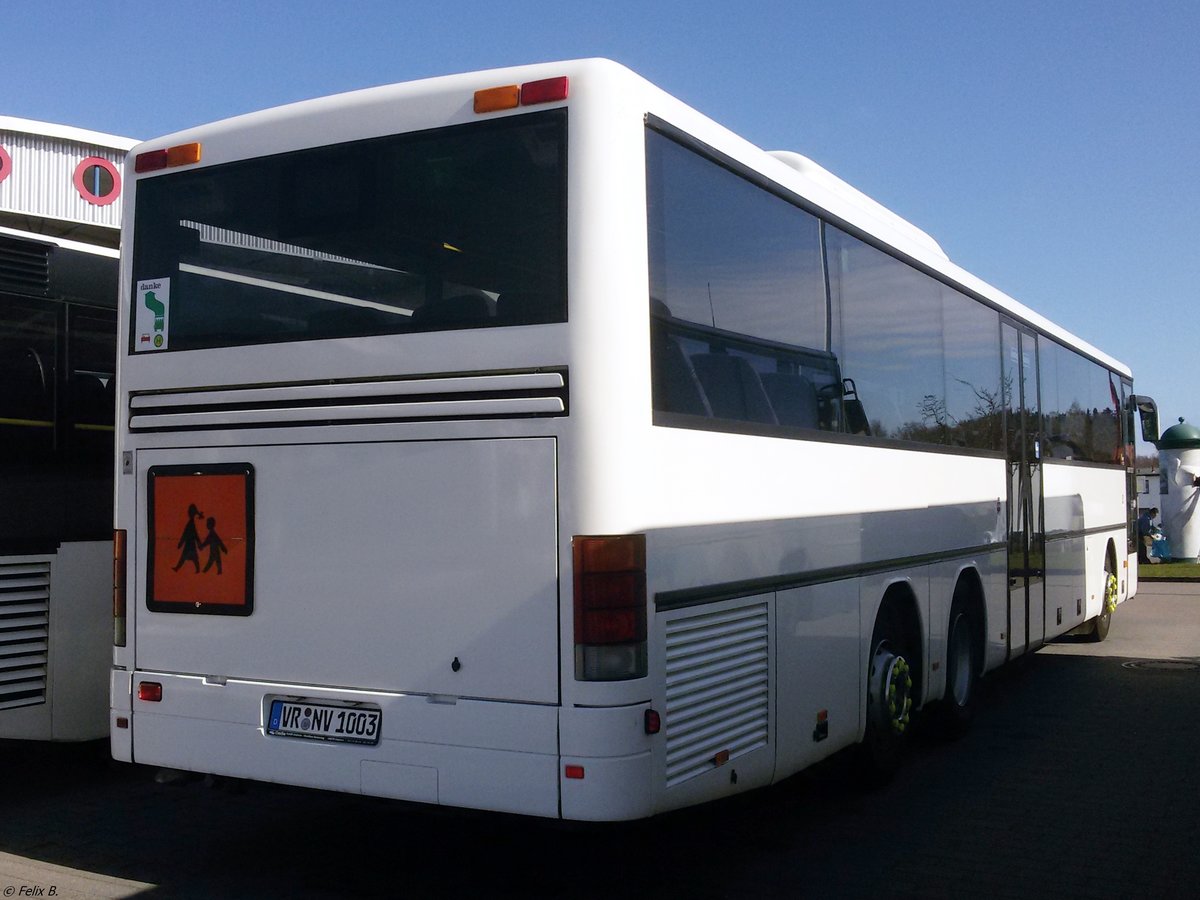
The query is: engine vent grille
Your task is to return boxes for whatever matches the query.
[0,235,51,296]
[128,369,568,432]
[0,561,51,711]
[664,599,769,787]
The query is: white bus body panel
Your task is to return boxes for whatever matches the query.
[1043,463,1130,623]
[133,438,558,704]
[1,542,110,741]
[126,437,561,811]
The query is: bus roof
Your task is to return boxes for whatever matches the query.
[129,58,1130,377]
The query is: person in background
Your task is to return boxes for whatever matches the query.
[1137,507,1159,563]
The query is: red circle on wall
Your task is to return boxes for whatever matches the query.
[73,156,122,206]
[0,145,12,184]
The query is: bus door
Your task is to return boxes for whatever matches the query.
[1002,320,1045,657]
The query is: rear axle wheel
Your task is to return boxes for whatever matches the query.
[862,601,915,780]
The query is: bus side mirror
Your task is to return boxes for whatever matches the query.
[1133,395,1159,443]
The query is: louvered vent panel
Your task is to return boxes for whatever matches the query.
[128,370,568,432]
[664,600,769,787]
[0,562,51,710]
[0,235,51,296]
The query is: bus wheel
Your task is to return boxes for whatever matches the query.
[1088,565,1118,643]
[862,602,914,781]
[935,595,978,738]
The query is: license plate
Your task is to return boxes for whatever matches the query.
[267,699,381,745]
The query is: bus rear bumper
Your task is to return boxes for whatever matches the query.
[125,672,560,818]
[558,702,657,820]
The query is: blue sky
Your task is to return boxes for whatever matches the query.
[7,0,1197,452]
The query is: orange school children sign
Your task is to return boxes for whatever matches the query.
[147,464,255,615]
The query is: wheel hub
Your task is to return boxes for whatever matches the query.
[870,647,913,735]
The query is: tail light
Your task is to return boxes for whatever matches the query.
[113,529,127,647]
[573,534,647,680]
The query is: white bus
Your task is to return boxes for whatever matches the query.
[111,60,1158,819]
[2,228,117,741]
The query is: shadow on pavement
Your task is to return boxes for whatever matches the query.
[2,652,1198,899]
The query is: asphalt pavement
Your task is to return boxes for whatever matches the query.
[2,581,1198,899]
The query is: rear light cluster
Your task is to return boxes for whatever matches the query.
[573,534,647,681]
[474,76,569,114]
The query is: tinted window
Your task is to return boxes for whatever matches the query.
[647,130,825,349]
[828,227,1003,447]
[942,288,1003,450]
[647,130,838,433]
[0,297,56,465]
[647,126,1111,461]
[0,294,115,550]
[1041,340,1122,463]
[131,111,567,353]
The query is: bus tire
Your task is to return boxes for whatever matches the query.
[934,592,978,739]
[860,599,915,783]
[1087,559,1118,643]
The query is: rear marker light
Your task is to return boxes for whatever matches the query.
[473,85,520,113]
[564,765,585,780]
[138,682,163,702]
[644,709,661,735]
[134,141,202,173]
[134,149,168,172]
[116,717,129,729]
[474,76,569,115]
[520,76,569,106]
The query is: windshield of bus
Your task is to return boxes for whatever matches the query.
[130,110,566,353]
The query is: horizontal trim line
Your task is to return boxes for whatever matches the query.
[1042,457,1126,472]
[130,396,564,430]
[655,542,1004,612]
[1045,523,1128,542]
[130,371,565,409]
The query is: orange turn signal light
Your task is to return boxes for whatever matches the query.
[474,85,520,113]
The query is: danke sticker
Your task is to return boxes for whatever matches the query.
[135,278,171,351]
